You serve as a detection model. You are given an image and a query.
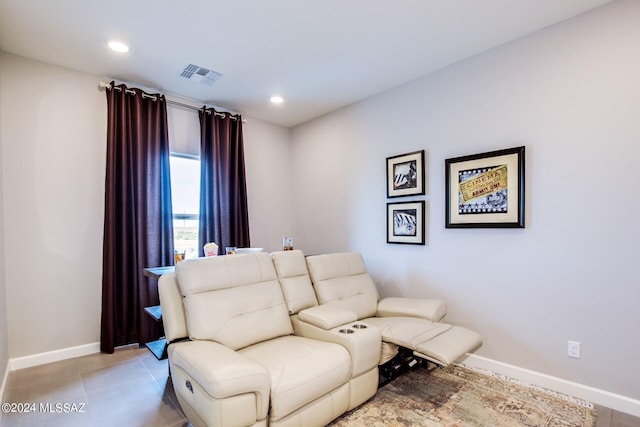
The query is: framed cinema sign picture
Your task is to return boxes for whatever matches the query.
[445,146,525,228]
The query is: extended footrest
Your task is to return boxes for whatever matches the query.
[413,326,482,366]
[364,317,483,367]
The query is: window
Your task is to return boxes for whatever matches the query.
[170,154,200,259]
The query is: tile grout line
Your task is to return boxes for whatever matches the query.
[134,349,187,422]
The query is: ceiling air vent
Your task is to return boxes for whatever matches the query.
[180,64,223,86]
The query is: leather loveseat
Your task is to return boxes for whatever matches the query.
[158,250,482,427]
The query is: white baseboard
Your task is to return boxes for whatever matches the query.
[462,354,640,418]
[9,342,100,371]
[0,344,100,423]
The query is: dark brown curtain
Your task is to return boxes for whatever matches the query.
[198,108,250,255]
[101,82,174,353]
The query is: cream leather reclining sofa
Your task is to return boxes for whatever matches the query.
[158,250,481,427]
[159,252,380,427]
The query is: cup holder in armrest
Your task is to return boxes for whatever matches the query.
[339,329,354,334]
[352,324,367,329]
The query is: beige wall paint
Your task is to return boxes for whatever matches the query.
[0,53,293,358]
[291,0,640,400]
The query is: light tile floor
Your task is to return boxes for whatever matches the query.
[1,344,638,426]
[1,345,187,427]
[596,406,640,427]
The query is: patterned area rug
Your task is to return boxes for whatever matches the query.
[330,364,597,427]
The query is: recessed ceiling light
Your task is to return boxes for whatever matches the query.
[270,95,284,104]
[107,40,130,53]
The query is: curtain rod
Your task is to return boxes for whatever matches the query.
[98,81,244,121]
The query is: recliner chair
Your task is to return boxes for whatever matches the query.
[271,250,381,409]
[304,252,482,367]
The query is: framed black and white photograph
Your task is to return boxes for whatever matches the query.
[387,201,425,245]
[445,146,525,228]
[386,150,425,198]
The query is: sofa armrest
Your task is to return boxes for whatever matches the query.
[291,315,381,377]
[298,305,358,330]
[158,272,188,342]
[377,297,447,322]
[169,340,271,417]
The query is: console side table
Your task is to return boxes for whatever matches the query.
[143,266,175,360]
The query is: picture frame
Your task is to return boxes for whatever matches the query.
[387,200,425,245]
[386,150,425,198]
[445,146,525,228]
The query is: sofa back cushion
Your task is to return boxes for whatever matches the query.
[176,253,293,350]
[271,250,318,314]
[305,252,379,320]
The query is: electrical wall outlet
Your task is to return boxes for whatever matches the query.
[568,340,581,358]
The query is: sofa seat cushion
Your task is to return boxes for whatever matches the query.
[238,335,351,421]
[362,316,451,348]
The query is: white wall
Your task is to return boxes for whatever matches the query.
[1,53,107,358]
[243,119,293,253]
[0,52,9,395]
[291,0,640,401]
[0,53,293,359]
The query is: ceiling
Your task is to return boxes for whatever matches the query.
[0,0,613,127]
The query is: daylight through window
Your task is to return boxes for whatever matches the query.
[170,154,200,259]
